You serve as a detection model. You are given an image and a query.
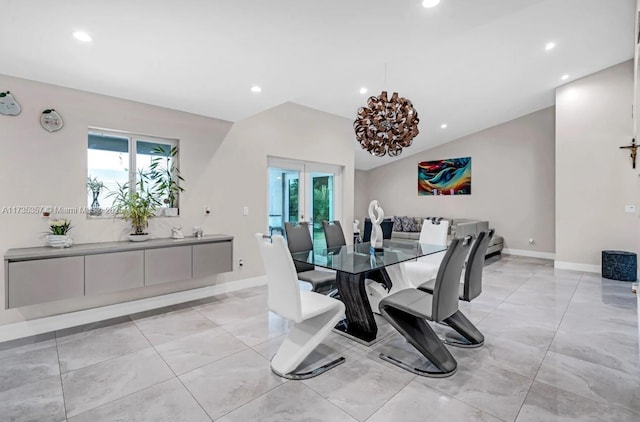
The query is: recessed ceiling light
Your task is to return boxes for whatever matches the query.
[440,123,448,129]
[561,74,569,80]
[250,85,262,93]
[73,31,92,43]
[545,42,555,51]
[422,0,441,8]
[359,87,368,95]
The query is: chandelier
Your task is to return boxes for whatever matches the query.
[354,91,420,157]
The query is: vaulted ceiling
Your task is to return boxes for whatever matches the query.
[0,0,634,169]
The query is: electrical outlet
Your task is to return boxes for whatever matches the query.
[238,258,244,267]
[204,205,211,215]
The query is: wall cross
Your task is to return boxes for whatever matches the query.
[620,139,638,169]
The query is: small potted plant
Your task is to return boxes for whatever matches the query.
[108,169,161,241]
[87,175,106,216]
[47,219,73,248]
[149,145,184,217]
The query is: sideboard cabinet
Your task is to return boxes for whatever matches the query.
[4,235,233,309]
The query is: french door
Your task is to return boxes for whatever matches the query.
[267,158,342,249]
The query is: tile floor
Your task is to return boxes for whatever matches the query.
[1,255,639,421]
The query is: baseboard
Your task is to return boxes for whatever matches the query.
[553,261,600,273]
[0,276,267,343]
[502,248,555,260]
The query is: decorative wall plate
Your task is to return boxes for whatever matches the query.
[0,91,21,116]
[40,109,63,132]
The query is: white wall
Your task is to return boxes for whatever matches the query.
[201,102,355,281]
[0,74,354,324]
[354,169,370,229]
[356,107,556,255]
[555,61,638,272]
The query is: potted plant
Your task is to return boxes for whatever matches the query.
[108,169,161,241]
[87,175,106,216]
[47,219,73,248]
[149,145,184,217]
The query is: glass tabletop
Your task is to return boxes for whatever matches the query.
[291,240,447,275]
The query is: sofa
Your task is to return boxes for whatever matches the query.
[388,217,504,257]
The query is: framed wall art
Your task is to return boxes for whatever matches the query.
[418,156,471,196]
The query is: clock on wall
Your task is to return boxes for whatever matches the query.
[40,109,63,132]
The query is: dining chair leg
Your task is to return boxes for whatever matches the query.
[270,301,346,379]
[378,304,457,377]
[441,310,485,348]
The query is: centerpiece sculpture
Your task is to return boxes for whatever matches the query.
[368,200,385,251]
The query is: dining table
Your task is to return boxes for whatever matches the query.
[291,240,447,344]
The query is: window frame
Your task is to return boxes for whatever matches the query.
[87,127,181,219]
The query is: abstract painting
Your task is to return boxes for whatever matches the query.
[418,157,471,196]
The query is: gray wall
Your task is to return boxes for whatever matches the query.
[0,74,354,325]
[555,60,638,271]
[356,107,556,255]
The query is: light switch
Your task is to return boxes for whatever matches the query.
[243,206,249,216]
[624,205,636,214]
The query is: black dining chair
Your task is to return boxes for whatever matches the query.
[418,229,494,347]
[362,218,394,243]
[378,235,473,377]
[322,220,347,248]
[284,222,336,294]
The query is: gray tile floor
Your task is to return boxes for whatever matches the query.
[1,255,639,421]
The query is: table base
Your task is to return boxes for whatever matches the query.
[332,318,394,347]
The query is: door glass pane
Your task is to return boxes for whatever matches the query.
[311,172,334,248]
[268,167,301,236]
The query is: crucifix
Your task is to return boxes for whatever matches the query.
[620,139,638,169]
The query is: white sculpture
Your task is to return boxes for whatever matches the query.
[368,200,384,250]
[171,225,184,239]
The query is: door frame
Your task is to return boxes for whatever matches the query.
[267,157,343,232]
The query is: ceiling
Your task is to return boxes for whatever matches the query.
[0,0,634,170]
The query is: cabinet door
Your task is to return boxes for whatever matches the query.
[192,241,233,278]
[145,246,192,286]
[85,251,144,295]
[8,256,84,308]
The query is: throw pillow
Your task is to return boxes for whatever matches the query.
[400,216,418,232]
[392,216,403,232]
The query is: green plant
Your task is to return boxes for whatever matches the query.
[86,175,105,193]
[149,145,184,208]
[108,169,161,235]
[49,219,72,235]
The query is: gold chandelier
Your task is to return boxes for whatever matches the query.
[354,91,420,157]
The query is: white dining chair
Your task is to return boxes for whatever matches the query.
[255,233,346,379]
[402,218,450,286]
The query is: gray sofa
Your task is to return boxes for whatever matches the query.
[389,217,504,257]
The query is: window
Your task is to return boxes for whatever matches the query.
[87,128,180,217]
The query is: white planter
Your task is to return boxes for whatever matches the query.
[129,233,150,242]
[47,235,73,248]
[164,207,178,217]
